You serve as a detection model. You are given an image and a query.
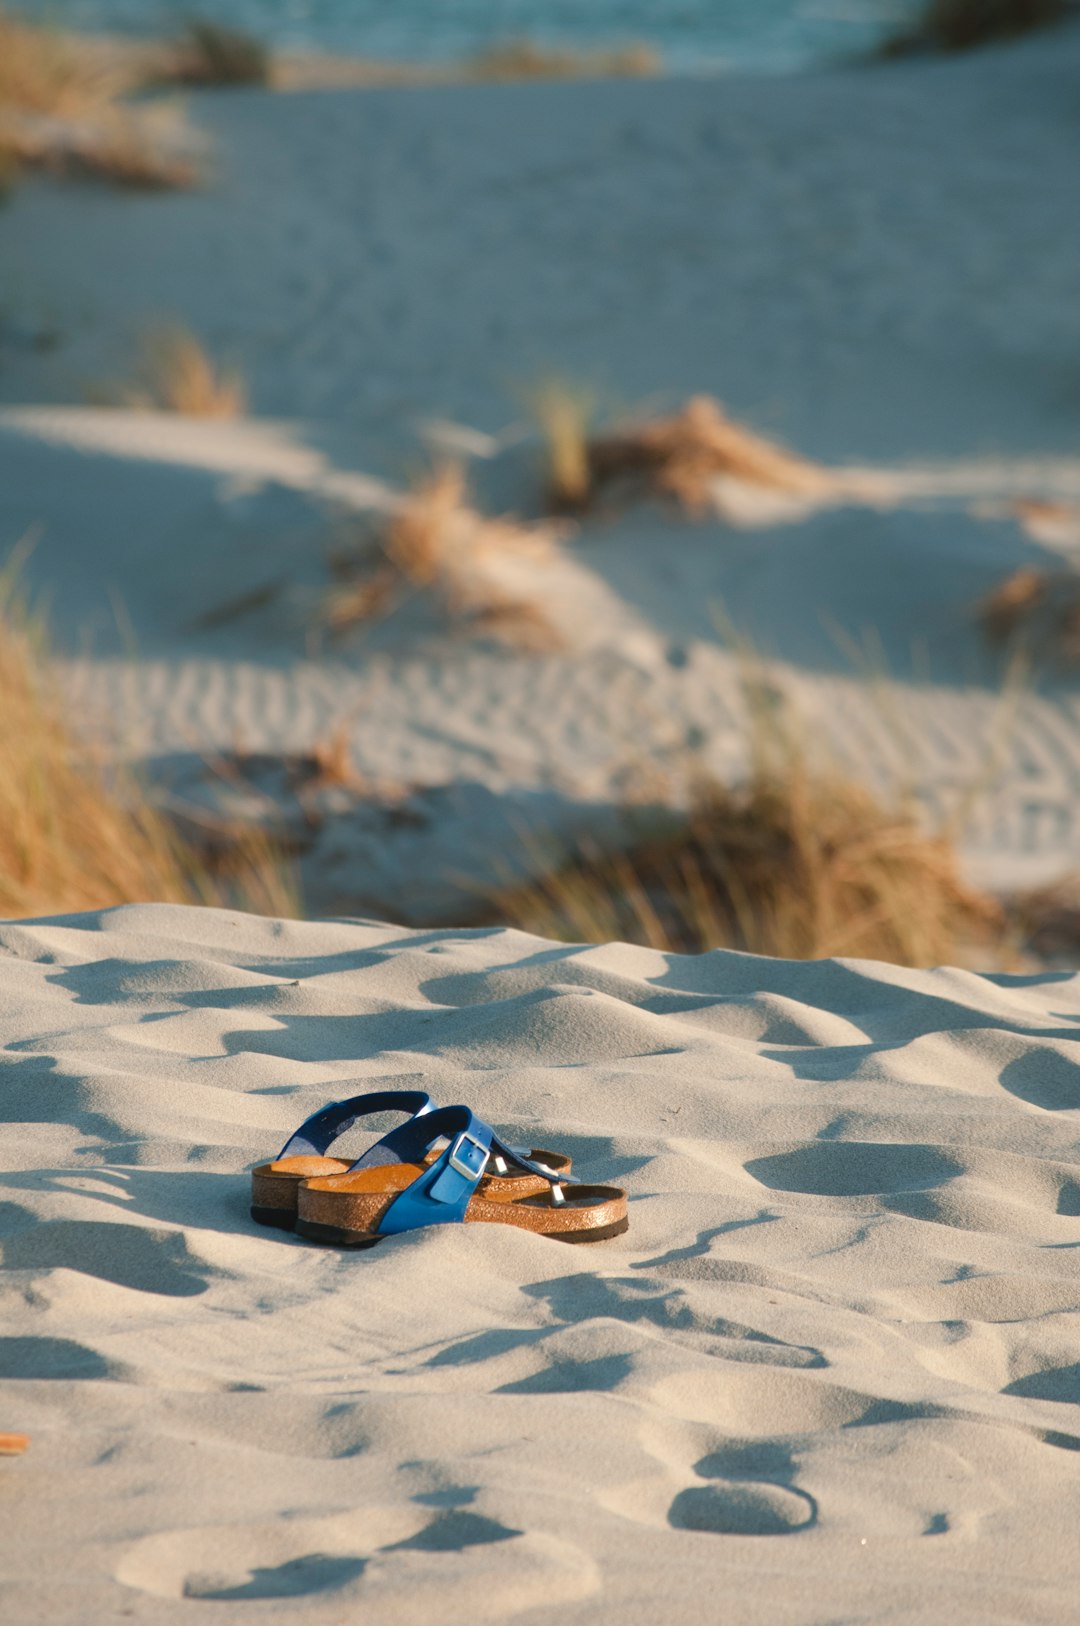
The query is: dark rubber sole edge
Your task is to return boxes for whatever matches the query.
[555,1216,629,1245]
[294,1215,629,1249]
[295,1219,382,1249]
[251,1204,298,1232]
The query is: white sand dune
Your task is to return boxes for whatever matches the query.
[2,902,1080,1620]
[2,28,1080,916]
[3,32,1079,458]
[7,401,1080,915]
[3,20,1080,1622]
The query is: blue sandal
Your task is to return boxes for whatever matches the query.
[251,1090,572,1231]
[294,1104,627,1247]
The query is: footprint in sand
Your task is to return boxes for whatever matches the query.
[118,1515,595,1616]
[605,1417,818,1537]
[184,1553,367,1601]
[667,1438,817,1537]
[744,1141,962,1198]
[669,1480,815,1536]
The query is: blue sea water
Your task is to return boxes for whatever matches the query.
[28,0,919,74]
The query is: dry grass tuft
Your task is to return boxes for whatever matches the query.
[467,38,659,80]
[885,0,1068,53]
[0,9,120,117]
[294,724,366,794]
[1009,875,1080,963]
[0,574,294,920]
[117,326,247,417]
[527,379,598,513]
[382,461,471,588]
[323,567,398,635]
[978,566,1080,660]
[4,114,197,190]
[0,134,17,199]
[493,744,1001,967]
[326,464,566,650]
[978,566,1048,642]
[579,395,835,516]
[0,9,197,189]
[170,20,272,86]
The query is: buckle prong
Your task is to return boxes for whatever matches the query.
[447,1130,489,1182]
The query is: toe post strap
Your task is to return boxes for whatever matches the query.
[276,1088,435,1160]
[368,1107,567,1236]
[374,1107,494,1234]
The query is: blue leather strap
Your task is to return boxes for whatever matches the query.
[370,1105,563,1237]
[277,1089,434,1160]
[376,1106,492,1235]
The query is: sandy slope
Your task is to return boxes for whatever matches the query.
[4,399,1080,916]
[2,902,1080,1621]
[3,32,1079,456]
[2,30,1080,916]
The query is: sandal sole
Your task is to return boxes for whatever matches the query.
[295,1215,629,1248]
[250,1204,298,1232]
[252,1149,572,1233]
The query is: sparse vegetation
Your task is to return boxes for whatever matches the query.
[0,8,197,189]
[116,327,248,417]
[1010,875,1080,963]
[0,571,294,919]
[300,724,365,794]
[326,463,567,650]
[885,0,1069,54]
[467,38,659,81]
[492,700,1002,967]
[543,394,835,516]
[978,566,1080,660]
[0,8,119,116]
[528,379,598,513]
[8,112,197,190]
[170,19,271,86]
[0,135,17,200]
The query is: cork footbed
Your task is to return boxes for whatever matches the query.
[250,1155,354,1216]
[251,1146,572,1218]
[296,1163,627,1243]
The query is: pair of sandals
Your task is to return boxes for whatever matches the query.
[250,1089,628,1248]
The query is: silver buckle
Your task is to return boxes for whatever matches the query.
[448,1131,489,1182]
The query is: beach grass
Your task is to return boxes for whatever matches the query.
[0,8,197,188]
[541,393,835,516]
[0,571,294,919]
[466,39,659,81]
[492,697,1002,967]
[527,379,599,513]
[0,8,120,117]
[326,463,566,650]
[979,565,1080,661]
[114,327,248,417]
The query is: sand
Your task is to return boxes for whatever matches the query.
[1,30,1080,916]
[1,901,1080,1621]
[3,26,1080,1621]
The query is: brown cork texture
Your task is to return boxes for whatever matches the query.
[296,1164,627,1241]
[251,1147,572,1220]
